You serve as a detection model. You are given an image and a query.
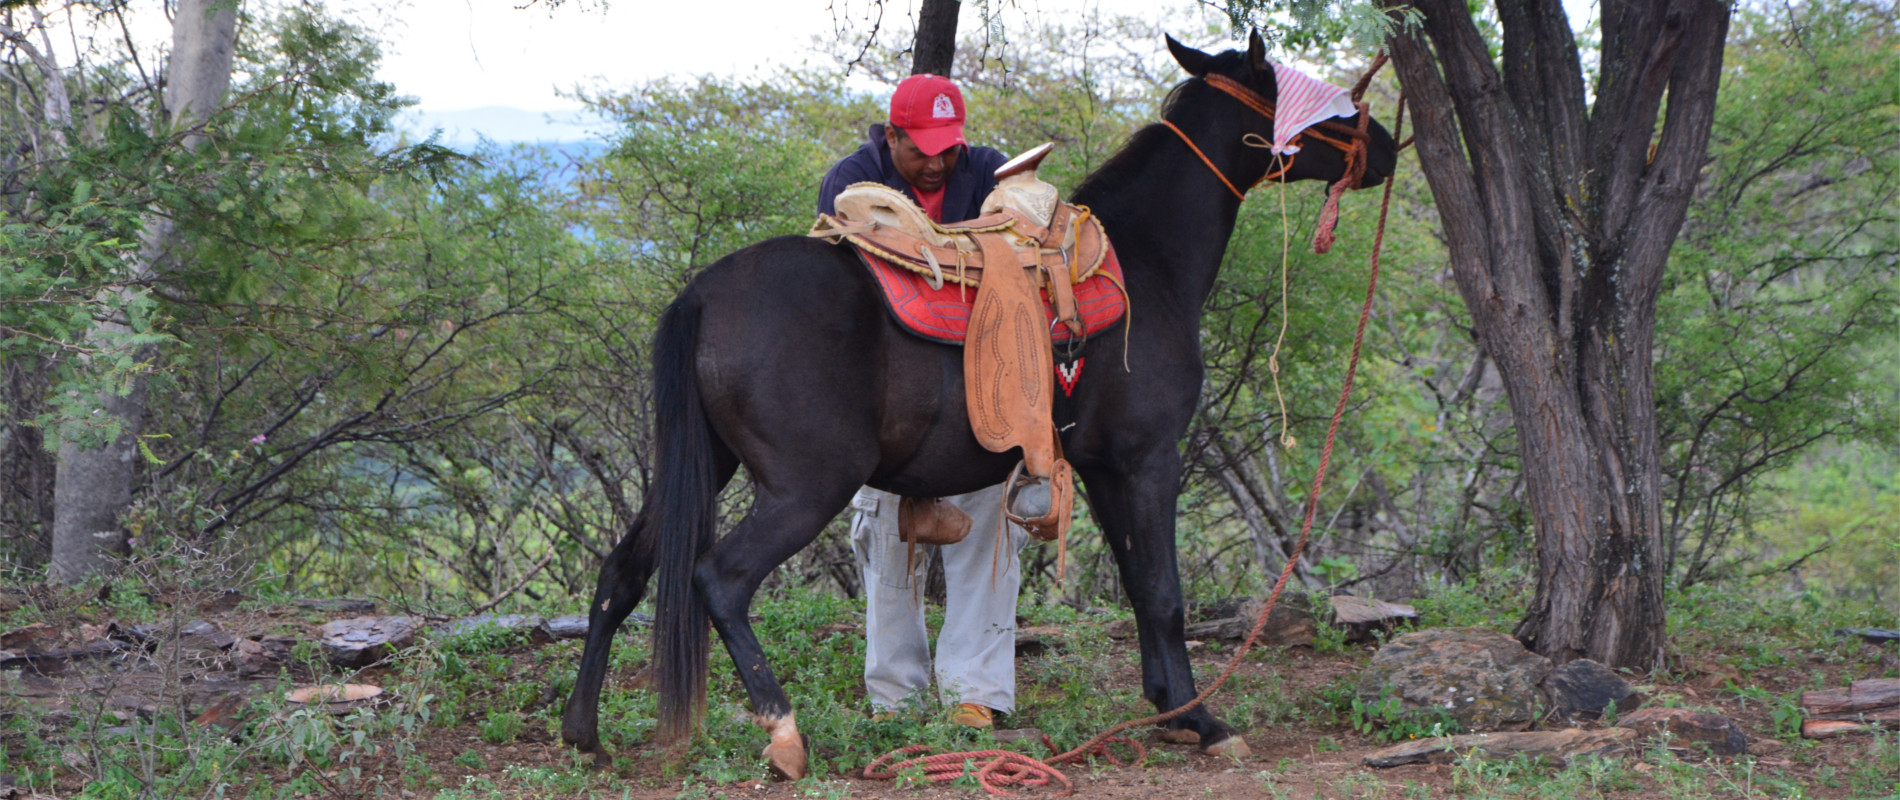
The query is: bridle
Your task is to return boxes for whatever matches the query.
[1161,71,1376,200]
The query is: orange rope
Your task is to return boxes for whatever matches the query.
[1161,120,1244,200]
[1162,120,1297,200]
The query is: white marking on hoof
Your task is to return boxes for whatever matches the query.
[755,712,807,780]
[1202,734,1250,760]
[1157,727,1201,745]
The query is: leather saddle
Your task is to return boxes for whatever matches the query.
[810,143,1112,338]
[810,144,1084,570]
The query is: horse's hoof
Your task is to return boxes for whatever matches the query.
[1201,734,1250,760]
[589,749,613,771]
[1158,727,1201,745]
[762,733,810,781]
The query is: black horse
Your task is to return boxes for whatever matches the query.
[561,33,1397,778]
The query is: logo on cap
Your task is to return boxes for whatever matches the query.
[932,94,955,119]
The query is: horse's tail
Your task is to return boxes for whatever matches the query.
[649,290,718,744]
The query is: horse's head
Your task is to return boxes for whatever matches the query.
[1164,33,1398,191]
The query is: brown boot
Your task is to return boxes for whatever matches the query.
[950,703,995,729]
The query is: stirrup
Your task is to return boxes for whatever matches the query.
[1004,462,1053,521]
[1002,459,1069,542]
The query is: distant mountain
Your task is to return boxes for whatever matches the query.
[398,106,610,148]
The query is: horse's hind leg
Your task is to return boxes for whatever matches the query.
[562,458,736,765]
[559,512,652,764]
[694,480,862,780]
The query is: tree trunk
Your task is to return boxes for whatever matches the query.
[910,0,962,76]
[1380,0,1731,669]
[49,0,240,584]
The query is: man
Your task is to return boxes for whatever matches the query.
[816,73,1025,730]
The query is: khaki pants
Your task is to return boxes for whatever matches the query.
[850,485,1029,713]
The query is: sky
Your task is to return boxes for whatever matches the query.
[45,0,1597,144]
[362,0,1199,112]
[361,0,1240,143]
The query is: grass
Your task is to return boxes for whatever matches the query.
[3,566,1896,798]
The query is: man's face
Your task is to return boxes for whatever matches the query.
[886,127,960,192]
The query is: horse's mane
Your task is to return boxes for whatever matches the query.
[1073,49,1255,201]
[1071,81,1196,201]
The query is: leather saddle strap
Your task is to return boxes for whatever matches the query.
[1046,260,1082,337]
[964,232,1058,479]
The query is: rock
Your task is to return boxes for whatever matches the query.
[294,598,376,614]
[1329,595,1419,643]
[234,637,292,676]
[286,684,386,715]
[532,615,586,644]
[0,640,125,674]
[529,612,650,645]
[1616,707,1748,756]
[1106,594,1316,647]
[317,617,421,668]
[1542,659,1640,720]
[992,727,1045,745]
[1800,678,1900,716]
[113,620,234,652]
[440,614,540,638]
[1015,625,1064,656]
[1357,627,1552,733]
[1834,627,1900,645]
[1362,727,1637,767]
[0,623,58,651]
[1802,711,1900,739]
[178,620,237,651]
[1197,594,1317,646]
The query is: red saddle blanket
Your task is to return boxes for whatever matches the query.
[859,246,1127,346]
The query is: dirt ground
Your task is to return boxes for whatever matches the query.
[7,598,1897,800]
[396,637,1895,799]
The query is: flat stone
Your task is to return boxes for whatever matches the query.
[1362,727,1637,767]
[1330,595,1419,625]
[1330,595,1420,644]
[1616,707,1748,756]
[294,598,376,614]
[317,617,421,669]
[1543,659,1639,720]
[440,614,540,638]
[531,615,588,644]
[1834,627,1900,645]
[0,623,59,651]
[1357,627,1552,733]
[177,620,236,651]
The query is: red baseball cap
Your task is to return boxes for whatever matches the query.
[889,74,967,156]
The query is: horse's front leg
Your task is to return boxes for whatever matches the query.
[695,483,859,780]
[1078,456,1250,758]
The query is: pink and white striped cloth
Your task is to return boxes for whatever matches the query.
[1268,62,1357,156]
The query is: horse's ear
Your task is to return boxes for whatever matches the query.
[1166,34,1214,77]
[1245,29,1270,75]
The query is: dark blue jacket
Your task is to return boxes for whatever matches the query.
[817,123,1009,224]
